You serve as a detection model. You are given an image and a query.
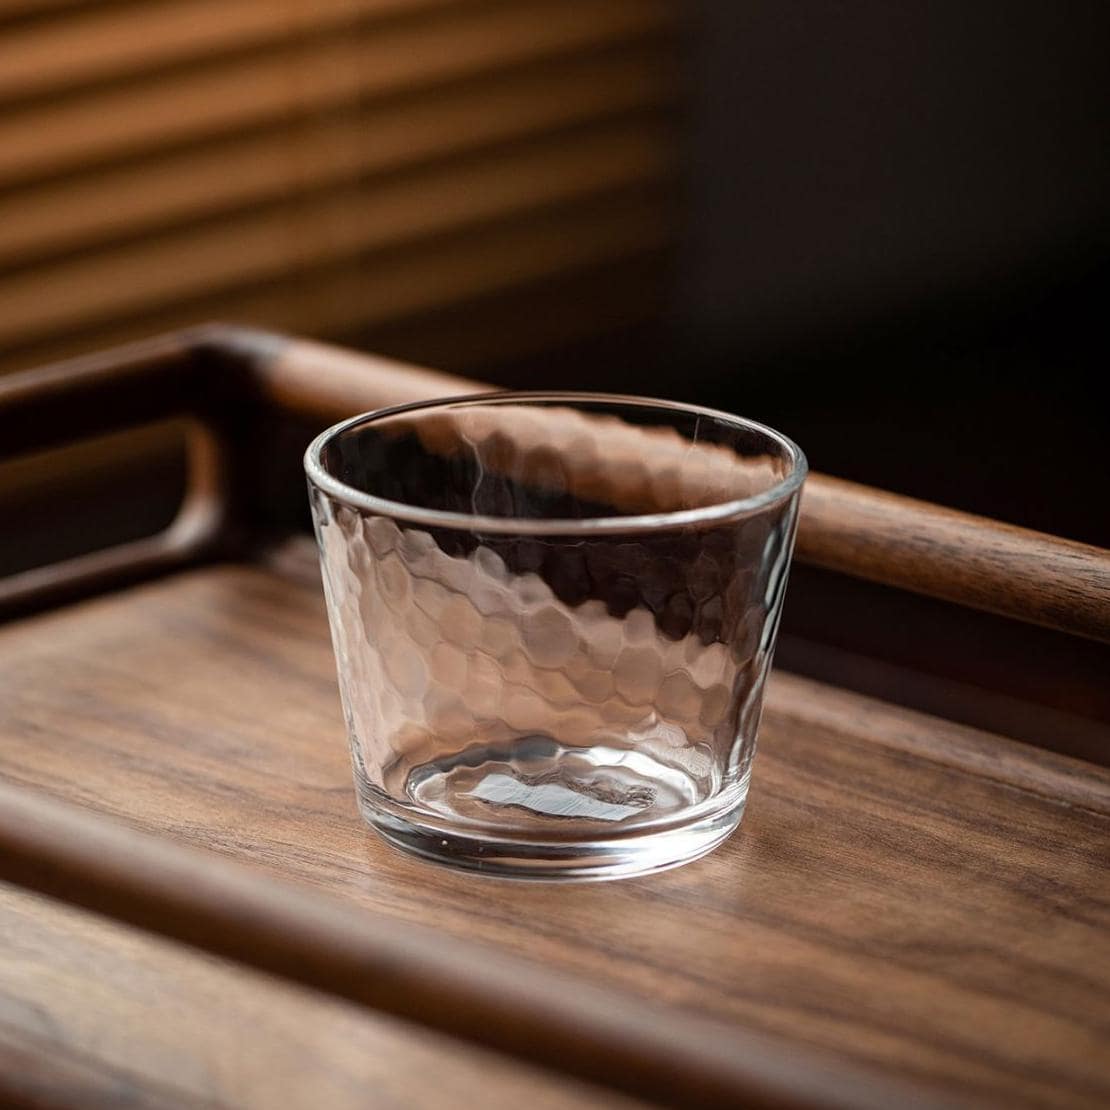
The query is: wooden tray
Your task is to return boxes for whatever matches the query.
[1,327,1108,1110]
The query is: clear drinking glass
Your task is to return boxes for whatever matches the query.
[305,393,806,880]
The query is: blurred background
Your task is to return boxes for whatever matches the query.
[1,0,1106,543]
[1,0,1107,755]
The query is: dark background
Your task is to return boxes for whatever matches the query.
[453,1,1110,546]
[3,0,1106,552]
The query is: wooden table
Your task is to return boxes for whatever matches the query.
[1,328,1108,1109]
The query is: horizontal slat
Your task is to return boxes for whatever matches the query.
[0,120,670,350]
[0,778,939,1110]
[0,193,670,373]
[0,0,673,185]
[0,0,444,103]
[0,48,673,265]
[0,885,633,1110]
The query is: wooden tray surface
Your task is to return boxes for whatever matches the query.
[0,881,638,1110]
[2,541,1108,1108]
[1,327,1108,1109]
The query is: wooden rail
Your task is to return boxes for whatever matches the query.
[0,778,948,1110]
[260,330,1110,642]
[2,324,1108,641]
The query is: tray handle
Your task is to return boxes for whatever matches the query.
[0,328,241,617]
[2,326,1107,642]
[255,333,1110,644]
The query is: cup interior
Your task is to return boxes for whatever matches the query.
[310,393,806,528]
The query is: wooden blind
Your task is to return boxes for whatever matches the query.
[0,0,678,373]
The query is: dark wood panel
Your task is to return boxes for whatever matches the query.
[0,542,1106,1107]
[0,421,187,576]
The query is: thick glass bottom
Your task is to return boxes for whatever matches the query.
[355,738,747,880]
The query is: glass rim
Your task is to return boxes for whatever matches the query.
[304,390,808,536]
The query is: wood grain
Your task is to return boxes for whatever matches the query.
[0,782,935,1110]
[2,324,1106,646]
[797,473,1110,643]
[0,884,640,1110]
[0,332,239,617]
[0,418,224,619]
[1,541,1107,1108]
[768,669,1110,815]
[256,332,1110,642]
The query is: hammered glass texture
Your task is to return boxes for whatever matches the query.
[307,397,804,878]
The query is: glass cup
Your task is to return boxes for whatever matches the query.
[305,393,806,880]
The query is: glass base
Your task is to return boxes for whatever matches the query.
[354,755,747,881]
